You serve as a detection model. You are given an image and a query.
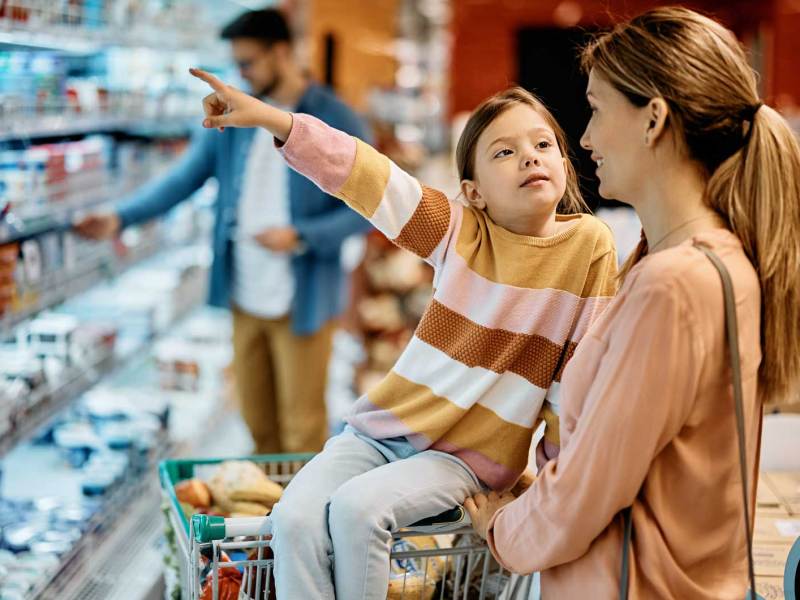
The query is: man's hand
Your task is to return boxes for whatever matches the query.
[189,68,293,140]
[73,213,121,240]
[464,491,516,540]
[254,226,299,253]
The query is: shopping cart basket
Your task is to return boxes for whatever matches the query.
[159,454,536,600]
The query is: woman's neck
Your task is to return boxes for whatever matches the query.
[636,161,725,252]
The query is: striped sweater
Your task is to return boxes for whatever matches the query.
[279,114,618,490]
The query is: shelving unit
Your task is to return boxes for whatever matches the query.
[0,2,228,54]
[0,7,239,599]
[0,113,197,144]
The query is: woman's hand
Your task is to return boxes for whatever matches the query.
[189,68,293,141]
[464,491,516,540]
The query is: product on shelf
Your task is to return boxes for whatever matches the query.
[0,243,17,316]
[155,339,201,393]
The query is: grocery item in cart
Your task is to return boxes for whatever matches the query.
[199,551,243,600]
[176,479,212,509]
[387,536,447,600]
[206,461,283,516]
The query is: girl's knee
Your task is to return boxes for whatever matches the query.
[271,493,324,536]
[328,485,385,535]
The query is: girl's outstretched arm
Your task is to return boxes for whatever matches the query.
[191,67,455,269]
[190,67,293,139]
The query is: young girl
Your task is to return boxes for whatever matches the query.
[190,69,618,599]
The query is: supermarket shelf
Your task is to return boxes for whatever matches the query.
[34,451,169,600]
[0,349,116,460]
[0,242,163,458]
[48,408,252,600]
[11,301,213,600]
[0,169,155,246]
[0,245,207,457]
[0,20,227,55]
[0,234,163,336]
[0,112,197,143]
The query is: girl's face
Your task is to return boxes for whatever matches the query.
[580,69,651,204]
[462,104,567,234]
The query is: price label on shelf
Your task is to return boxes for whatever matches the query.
[21,239,43,284]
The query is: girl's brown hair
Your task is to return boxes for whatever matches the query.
[582,6,800,404]
[455,87,588,214]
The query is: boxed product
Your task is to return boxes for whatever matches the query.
[763,472,800,515]
[755,577,785,600]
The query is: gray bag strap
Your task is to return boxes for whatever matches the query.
[619,243,757,600]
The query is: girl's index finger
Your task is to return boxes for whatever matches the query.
[189,67,226,91]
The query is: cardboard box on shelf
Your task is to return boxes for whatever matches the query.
[754,543,794,577]
[754,514,800,545]
[759,474,791,516]
[755,576,785,600]
[763,472,800,507]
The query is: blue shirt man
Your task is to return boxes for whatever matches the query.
[74,9,371,453]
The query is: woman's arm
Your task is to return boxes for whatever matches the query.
[483,278,701,574]
[190,68,455,268]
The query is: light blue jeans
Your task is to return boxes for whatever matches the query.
[269,429,483,599]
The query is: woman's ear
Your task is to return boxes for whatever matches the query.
[460,179,486,210]
[644,98,669,147]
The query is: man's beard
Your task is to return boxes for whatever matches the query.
[257,73,281,98]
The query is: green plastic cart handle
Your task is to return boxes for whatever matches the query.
[193,514,226,543]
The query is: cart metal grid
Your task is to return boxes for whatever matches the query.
[159,454,536,600]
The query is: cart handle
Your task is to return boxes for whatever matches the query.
[192,514,273,543]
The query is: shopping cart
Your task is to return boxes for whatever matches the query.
[159,454,536,600]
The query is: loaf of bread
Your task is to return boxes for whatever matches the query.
[229,500,271,517]
[176,479,212,508]
[207,461,283,514]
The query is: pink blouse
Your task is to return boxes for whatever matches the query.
[487,229,763,599]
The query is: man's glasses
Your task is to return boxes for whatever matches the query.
[235,58,255,71]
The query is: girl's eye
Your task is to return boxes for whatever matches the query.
[494,148,513,158]
[537,141,553,150]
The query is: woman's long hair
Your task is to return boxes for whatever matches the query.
[582,7,800,404]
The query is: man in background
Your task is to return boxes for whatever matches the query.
[74,8,371,454]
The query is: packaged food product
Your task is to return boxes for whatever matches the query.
[199,551,242,600]
[387,536,447,600]
[206,461,283,513]
[228,500,271,517]
[175,479,211,509]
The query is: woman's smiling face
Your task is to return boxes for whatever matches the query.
[580,68,651,205]
[464,103,568,232]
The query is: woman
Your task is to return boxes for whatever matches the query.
[466,7,800,599]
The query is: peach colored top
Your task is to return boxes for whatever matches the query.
[487,229,763,599]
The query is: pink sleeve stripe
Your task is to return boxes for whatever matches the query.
[345,401,418,440]
[434,250,613,344]
[277,113,356,194]
[430,440,521,491]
